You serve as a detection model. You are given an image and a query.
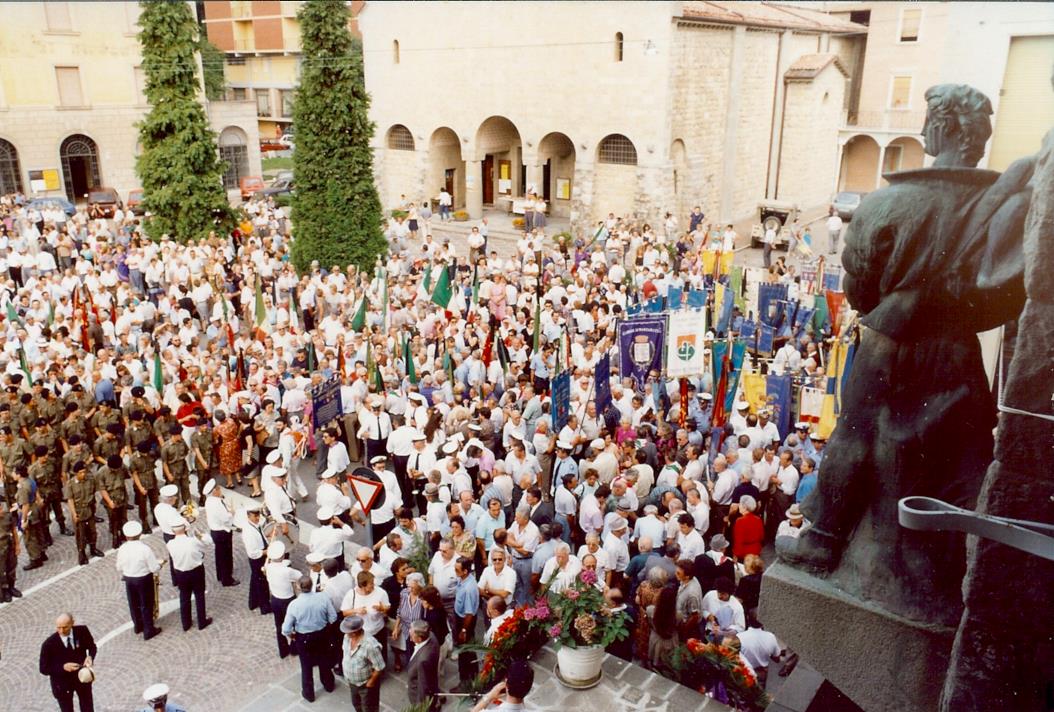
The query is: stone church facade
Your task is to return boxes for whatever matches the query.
[360,1,864,234]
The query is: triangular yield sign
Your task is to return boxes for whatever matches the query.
[347,475,384,515]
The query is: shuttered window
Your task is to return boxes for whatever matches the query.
[899,8,921,42]
[56,67,84,107]
[890,75,911,110]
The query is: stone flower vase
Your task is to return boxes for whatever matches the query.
[556,644,605,689]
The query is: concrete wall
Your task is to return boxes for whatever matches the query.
[840,135,880,192]
[382,148,420,212]
[778,65,847,208]
[731,29,780,222]
[592,163,639,222]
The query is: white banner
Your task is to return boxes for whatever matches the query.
[666,310,707,378]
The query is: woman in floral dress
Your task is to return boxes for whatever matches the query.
[214,410,242,488]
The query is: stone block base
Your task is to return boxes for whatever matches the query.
[759,562,955,712]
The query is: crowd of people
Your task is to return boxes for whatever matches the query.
[0,187,844,710]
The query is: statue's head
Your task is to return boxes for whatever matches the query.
[922,84,993,168]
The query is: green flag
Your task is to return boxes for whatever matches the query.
[430,264,453,309]
[254,273,266,328]
[6,302,20,326]
[555,330,564,376]
[403,335,417,385]
[47,301,55,327]
[153,349,163,392]
[422,264,432,294]
[470,263,479,307]
[18,347,32,386]
[531,296,541,354]
[306,342,318,372]
[731,266,745,311]
[351,294,367,332]
[373,358,385,393]
[496,334,510,375]
[381,268,389,329]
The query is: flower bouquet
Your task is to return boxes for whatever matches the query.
[669,638,769,710]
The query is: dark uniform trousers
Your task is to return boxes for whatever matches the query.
[72,514,97,559]
[364,437,387,463]
[39,483,67,536]
[271,595,294,657]
[295,628,335,701]
[0,531,15,592]
[123,572,158,637]
[105,503,127,549]
[392,454,412,507]
[248,556,271,614]
[173,564,208,630]
[210,529,234,584]
[135,487,159,532]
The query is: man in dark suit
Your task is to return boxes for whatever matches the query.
[405,620,440,712]
[525,487,554,528]
[38,613,96,712]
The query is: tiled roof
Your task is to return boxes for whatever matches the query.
[784,53,849,80]
[678,2,866,34]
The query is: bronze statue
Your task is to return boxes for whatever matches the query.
[776,85,1031,626]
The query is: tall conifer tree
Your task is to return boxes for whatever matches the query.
[136,0,233,241]
[291,0,385,272]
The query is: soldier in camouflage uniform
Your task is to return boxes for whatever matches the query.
[28,417,60,459]
[96,454,129,548]
[15,466,46,570]
[17,392,38,439]
[130,440,159,533]
[37,387,65,428]
[126,410,156,457]
[190,417,216,507]
[64,461,103,565]
[29,444,70,542]
[122,385,154,425]
[66,380,96,420]
[93,422,124,468]
[0,502,21,601]
[0,426,27,508]
[161,425,191,505]
[61,434,93,482]
[59,402,90,453]
[153,406,177,445]
[90,399,122,440]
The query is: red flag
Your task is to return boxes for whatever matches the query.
[84,287,99,321]
[233,349,246,392]
[482,324,495,367]
[679,378,688,430]
[80,305,90,352]
[71,286,80,314]
[226,322,236,349]
[826,290,846,336]
[336,337,346,377]
[711,351,731,427]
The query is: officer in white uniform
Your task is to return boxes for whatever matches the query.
[203,480,239,587]
[240,504,271,614]
[309,506,355,563]
[264,470,297,544]
[361,455,402,547]
[115,521,162,640]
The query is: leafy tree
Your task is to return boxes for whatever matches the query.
[136,0,233,242]
[199,36,226,101]
[291,0,385,272]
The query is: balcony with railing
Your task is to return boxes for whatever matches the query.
[844,110,925,134]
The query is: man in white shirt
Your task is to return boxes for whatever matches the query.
[240,504,272,614]
[361,456,403,547]
[265,540,303,658]
[311,507,356,561]
[482,595,513,646]
[505,507,540,606]
[702,577,746,637]
[478,548,517,606]
[357,396,392,462]
[264,470,297,544]
[167,522,211,631]
[826,211,843,254]
[427,539,459,617]
[737,615,783,686]
[676,514,706,560]
[539,542,581,593]
[602,518,630,589]
[114,520,162,640]
[202,480,239,587]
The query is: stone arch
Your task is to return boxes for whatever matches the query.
[474,115,522,204]
[429,126,465,209]
[0,138,23,195]
[386,124,415,151]
[536,131,575,214]
[885,135,925,173]
[670,138,688,219]
[838,134,881,192]
[59,133,101,202]
[218,126,250,189]
[597,133,638,165]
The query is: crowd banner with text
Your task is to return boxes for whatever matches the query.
[552,370,572,432]
[594,353,612,414]
[667,311,707,378]
[310,375,343,431]
[618,315,667,392]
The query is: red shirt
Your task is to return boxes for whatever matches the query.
[733,513,765,559]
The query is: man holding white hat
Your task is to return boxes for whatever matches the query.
[139,683,186,712]
[310,506,355,562]
[263,469,297,544]
[167,521,211,631]
[265,540,302,658]
[203,480,239,587]
[240,504,271,615]
[406,431,436,515]
[316,467,357,527]
[357,395,392,462]
[115,520,162,640]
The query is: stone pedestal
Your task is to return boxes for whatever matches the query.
[760,562,955,712]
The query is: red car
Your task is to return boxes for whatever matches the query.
[239,176,265,202]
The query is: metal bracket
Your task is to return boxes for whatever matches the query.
[898,496,1054,562]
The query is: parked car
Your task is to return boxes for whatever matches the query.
[26,197,76,217]
[127,189,145,215]
[751,199,800,248]
[832,191,867,220]
[278,133,294,150]
[254,177,295,200]
[87,187,122,218]
[239,176,265,202]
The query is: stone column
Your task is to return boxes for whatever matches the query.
[466,159,482,219]
[875,144,887,191]
[569,161,594,236]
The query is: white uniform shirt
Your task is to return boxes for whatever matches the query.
[339,586,389,635]
[204,496,235,532]
[154,502,188,536]
[241,519,270,560]
[264,485,296,524]
[316,481,352,515]
[115,539,161,577]
[310,523,355,559]
[166,534,205,571]
[265,560,302,600]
